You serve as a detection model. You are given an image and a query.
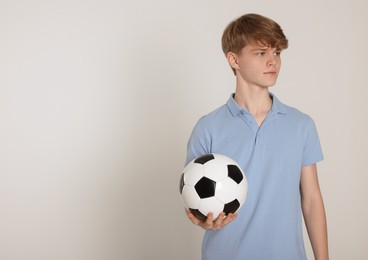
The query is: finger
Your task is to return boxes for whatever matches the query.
[201,212,214,229]
[230,212,238,222]
[223,213,238,226]
[213,212,226,228]
[185,209,200,225]
[222,213,232,226]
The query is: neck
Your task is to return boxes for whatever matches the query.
[233,80,273,126]
[234,84,272,116]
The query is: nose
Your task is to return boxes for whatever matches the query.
[267,52,276,66]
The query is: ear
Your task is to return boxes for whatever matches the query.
[226,52,239,71]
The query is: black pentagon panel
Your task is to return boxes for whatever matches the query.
[227,165,243,184]
[223,199,240,214]
[194,154,215,165]
[195,177,216,198]
[189,208,207,221]
[179,173,184,194]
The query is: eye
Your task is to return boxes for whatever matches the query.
[256,52,266,56]
[274,51,282,56]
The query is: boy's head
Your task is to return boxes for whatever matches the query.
[221,13,288,74]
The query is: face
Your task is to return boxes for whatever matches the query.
[229,44,282,88]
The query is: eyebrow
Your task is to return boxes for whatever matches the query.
[251,47,269,51]
[251,46,277,52]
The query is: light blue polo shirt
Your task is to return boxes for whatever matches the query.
[185,93,323,260]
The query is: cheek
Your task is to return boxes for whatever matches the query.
[277,58,282,67]
[275,60,281,71]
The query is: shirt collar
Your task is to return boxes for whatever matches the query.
[269,93,288,115]
[226,92,288,117]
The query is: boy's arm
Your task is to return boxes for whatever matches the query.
[300,164,329,260]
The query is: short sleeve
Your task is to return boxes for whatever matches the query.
[302,118,324,166]
[185,119,211,166]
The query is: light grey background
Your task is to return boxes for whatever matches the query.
[0,1,367,259]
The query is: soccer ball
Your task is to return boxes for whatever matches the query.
[179,153,247,221]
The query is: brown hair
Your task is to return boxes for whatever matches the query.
[222,13,288,56]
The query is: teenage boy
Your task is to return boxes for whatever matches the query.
[185,13,329,260]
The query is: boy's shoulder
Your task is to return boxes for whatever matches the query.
[272,94,314,122]
[282,103,314,123]
[277,101,319,135]
[196,101,232,127]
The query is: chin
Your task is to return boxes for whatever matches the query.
[266,80,278,87]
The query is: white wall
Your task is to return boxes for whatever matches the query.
[0,1,367,259]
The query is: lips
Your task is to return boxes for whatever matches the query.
[264,71,277,74]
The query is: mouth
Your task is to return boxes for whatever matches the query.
[264,71,277,76]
